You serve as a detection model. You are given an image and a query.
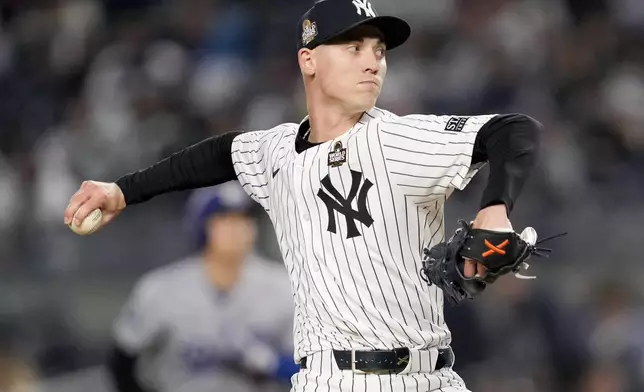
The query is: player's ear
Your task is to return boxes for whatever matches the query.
[298,48,315,76]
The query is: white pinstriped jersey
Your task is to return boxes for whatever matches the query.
[231,107,496,363]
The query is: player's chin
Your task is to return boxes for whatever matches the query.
[351,92,379,111]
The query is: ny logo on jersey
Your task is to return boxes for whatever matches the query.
[352,0,376,17]
[317,170,374,239]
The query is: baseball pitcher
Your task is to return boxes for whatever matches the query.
[66,1,548,391]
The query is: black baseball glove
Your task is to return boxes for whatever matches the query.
[420,220,564,306]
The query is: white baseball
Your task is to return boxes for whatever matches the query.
[69,209,103,235]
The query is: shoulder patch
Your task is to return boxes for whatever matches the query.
[444,117,469,132]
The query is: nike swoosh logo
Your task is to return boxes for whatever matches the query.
[272,168,280,178]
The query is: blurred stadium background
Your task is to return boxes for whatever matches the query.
[0,0,643,391]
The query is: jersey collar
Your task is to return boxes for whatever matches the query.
[295,107,385,153]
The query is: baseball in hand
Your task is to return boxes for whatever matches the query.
[69,209,103,235]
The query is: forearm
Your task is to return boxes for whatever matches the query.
[472,114,542,214]
[106,343,153,392]
[115,131,242,205]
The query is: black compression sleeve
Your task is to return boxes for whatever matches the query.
[115,131,243,205]
[106,343,153,392]
[471,114,542,214]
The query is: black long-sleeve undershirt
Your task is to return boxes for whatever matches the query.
[115,114,541,214]
[471,113,542,213]
[115,131,242,205]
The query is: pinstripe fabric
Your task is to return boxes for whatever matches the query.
[231,108,494,392]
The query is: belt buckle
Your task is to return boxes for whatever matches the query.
[350,348,367,374]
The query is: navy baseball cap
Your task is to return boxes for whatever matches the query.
[186,183,253,221]
[184,182,254,248]
[297,0,411,51]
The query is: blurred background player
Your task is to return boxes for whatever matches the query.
[106,182,298,392]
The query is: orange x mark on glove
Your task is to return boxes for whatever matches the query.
[482,239,509,258]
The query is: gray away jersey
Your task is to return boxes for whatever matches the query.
[112,254,294,392]
[231,107,496,362]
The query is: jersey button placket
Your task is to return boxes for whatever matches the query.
[293,159,306,223]
[294,160,318,271]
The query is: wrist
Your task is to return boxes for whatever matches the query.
[480,193,512,215]
[480,203,508,216]
[473,204,511,230]
[112,183,127,210]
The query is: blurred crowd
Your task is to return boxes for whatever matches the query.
[0,0,643,391]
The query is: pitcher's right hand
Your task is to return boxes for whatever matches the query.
[64,181,126,231]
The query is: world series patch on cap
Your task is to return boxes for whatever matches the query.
[297,0,411,51]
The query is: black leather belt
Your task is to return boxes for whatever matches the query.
[300,347,453,374]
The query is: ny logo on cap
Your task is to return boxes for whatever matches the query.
[352,0,376,17]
